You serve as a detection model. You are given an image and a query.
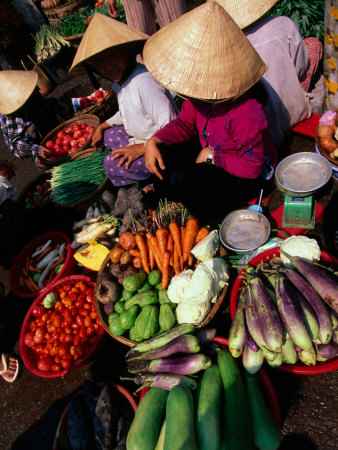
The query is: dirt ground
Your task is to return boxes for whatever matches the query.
[0,70,337,450]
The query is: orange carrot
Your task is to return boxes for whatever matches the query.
[149,235,163,272]
[173,244,180,275]
[167,233,174,266]
[135,234,150,274]
[156,228,168,256]
[183,218,199,262]
[129,248,141,258]
[146,234,155,270]
[161,251,170,289]
[188,253,194,267]
[169,222,182,256]
[195,227,209,244]
[179,255,184,272]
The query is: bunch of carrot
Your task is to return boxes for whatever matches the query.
[128,202,210,289]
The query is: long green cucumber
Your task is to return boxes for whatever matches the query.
[154,420,166,450]
[217,348,253,450]
[164,385,197,450]
[196,364,222,450]
[244,372,281,450]
[126,388,168,450]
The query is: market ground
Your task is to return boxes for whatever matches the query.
[0,72,337,450]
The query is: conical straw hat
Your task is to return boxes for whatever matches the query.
[143,2,267,101]
[211,0,277,29]
[70,13,149,73]
[0,70,38,115]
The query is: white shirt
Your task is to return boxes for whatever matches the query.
[0,176,16,206]
[245,16,311,147]
[106,64,178,143]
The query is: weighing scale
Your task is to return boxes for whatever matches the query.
[275,152,332,229]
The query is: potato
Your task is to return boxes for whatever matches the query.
[119,232,136,250]
[319,136,338,153]
[133,256,143,269]
[110,245,124,264]
[317,124,335,138]
[120,251,133,266]
[333,148,338,158]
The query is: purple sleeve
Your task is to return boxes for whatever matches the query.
[154,100,197,144]
[213,100,268,179]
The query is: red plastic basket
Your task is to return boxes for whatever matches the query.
[229,248,338,375]
[9,231,76,299]
[139,337,281,429]
[20,275,105,378]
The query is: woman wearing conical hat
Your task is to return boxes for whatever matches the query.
[70,13,178,187]
[212,0,323,148]
[143,2,277,226]
[0,70,66,167]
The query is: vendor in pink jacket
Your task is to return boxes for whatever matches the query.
[143,2,277,225]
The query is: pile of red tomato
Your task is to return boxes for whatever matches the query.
[77,89,109,111]
[44,122,95,159]
[23,279,102,373]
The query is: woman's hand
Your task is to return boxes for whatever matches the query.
[39,146,51,159]
[196,147,214,163]
[107,0,118,17]
[109,144,145,170]
[145,137,165,180]
[92,122,110,148]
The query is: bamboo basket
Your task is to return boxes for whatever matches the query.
[74,90,118,122]
[40,114,100,169]
[43,0,83,29]
[94,253,229,347]
[315,130,338,169]
[54,147,110,215]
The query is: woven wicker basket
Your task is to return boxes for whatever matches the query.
[94,253,228,347]
[44,0,83,29]
[40,114,100,169]
[58,147,110,213]
[75,91,118,122]
[315,130,338,169]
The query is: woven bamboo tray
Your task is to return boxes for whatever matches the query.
[94,253,228,347]
[40,114,100,169]
[43,0,83,29]
[315,131,338,169]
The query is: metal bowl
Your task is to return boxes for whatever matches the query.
[275,152,332,197]
[219,209,271,252]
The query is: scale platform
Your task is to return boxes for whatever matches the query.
[282,195,315,228]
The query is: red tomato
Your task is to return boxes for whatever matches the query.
[33,344,45,355]
[76,315,83,326]
[79,326,86,339]
[45,140,55,149]
[58,342,71,357]
[65,126,73,134]
[73,124,81,133]
[90,311,97,320]
[60,359,71,370]
[23,331,35,348]
[84,316,92,328]
[73,130,83,140]
[85,125,94,134]
[32,305,45,318]
[53,315,62,328]
[95,90,103,99]
[55,137,63,146]
[73,334,80,346]
[37,356,53,372]
[57,131,66,138]
[77,281,87,293]
[54,144,62,153]
[49,346,58,357]
[30,320,37,332]
[80,123,87,130]
[77,136,87,146]
[64,334,73,343]
[86,327,95,336]
[34,327,45,344]
[52,364,61,372]
[79,308,88,317]
[54,355,61,364]
[63,135,72,145]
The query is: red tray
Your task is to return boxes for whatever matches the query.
[20,275,105,378]
[10,231,76,299]
[229,248,338,375]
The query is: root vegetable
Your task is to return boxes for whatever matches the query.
[96,280,120,304]
[119,232,136,250]
[110,245,124,264]
[318,136,338,153]
[120,251,133,266]
[317,124,335,138]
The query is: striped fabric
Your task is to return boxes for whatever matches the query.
[122,0,187,35]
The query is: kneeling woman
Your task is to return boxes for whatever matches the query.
[70,13,178,187]
[144,2,277,225]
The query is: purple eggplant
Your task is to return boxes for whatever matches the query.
[274,274,313,351]
[284,268,332,344]
[126,323,195,358]
[126,335,200,361]
[127,353,212,375]
[195,328,217,346]
[244,309,259,352]
[242,343,264,374]
[296,345,316,366]
[290,257,338,314]
[316,341,338,361]
[293,289,320,341]
[122,373,198,392]
[281,334,298,365]
[229,294,246,358]
[244,285,273,353]
[248,276,284,353]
